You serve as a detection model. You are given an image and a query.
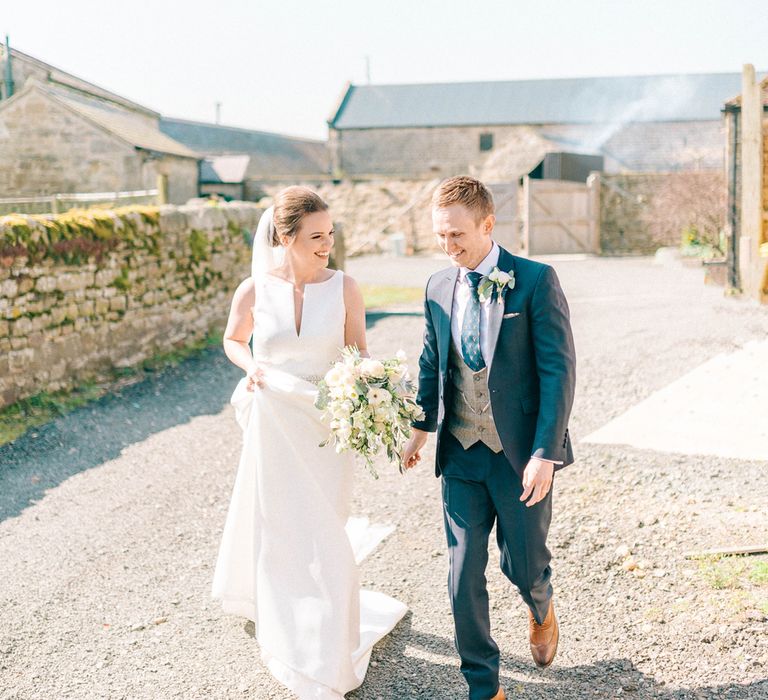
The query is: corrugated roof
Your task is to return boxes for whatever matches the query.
[200,155,251,183]
[44,85,198,158]
[160,118,329,177]
[330,73,751,129]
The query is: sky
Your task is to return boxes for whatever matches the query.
[2,0,767,140]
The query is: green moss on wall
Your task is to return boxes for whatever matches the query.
[0,205,162,265]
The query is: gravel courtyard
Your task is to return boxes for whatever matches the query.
[1,255,766,700]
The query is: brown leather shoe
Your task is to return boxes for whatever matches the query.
[489,688,505,700]
[529,600,559,668]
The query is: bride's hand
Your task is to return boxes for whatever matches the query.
[245,364,265,391]
[402,429,428,471]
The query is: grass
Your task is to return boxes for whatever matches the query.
[360,284,423,309]
[696,556,768,622]
[0,331,223,448]
[0,384,105,445]
[698,555,768,591]
[749,561,768,585]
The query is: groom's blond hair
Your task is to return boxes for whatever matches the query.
[432,176,494,223]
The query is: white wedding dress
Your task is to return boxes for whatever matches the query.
[212,269,407,700]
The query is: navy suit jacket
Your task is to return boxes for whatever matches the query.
[412,246,576,479]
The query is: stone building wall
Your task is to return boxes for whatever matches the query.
[331,121,726,181]
[331,124,552,181]
[0,90,135,195]
[0,90,198,205]
[151,156,200,205]
[0,202,259,408]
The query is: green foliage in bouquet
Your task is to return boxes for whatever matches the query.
[315,345,424,478]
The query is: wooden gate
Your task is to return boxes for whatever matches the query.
[488,182,520,252]
[522,177,597,255]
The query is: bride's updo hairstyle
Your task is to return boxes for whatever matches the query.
[271,186,329,247]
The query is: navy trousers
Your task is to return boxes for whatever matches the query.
[440,431,553,700]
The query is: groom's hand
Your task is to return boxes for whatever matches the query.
[520,458,554,507]
[402,429,428,471]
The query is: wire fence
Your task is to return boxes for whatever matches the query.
[0,189,159,216]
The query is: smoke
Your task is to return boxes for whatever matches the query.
[544,75,705,155]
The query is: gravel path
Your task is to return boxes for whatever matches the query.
[1,255,767,700]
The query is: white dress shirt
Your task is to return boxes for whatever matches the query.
[450,243,500,364]
[450,242,561,465]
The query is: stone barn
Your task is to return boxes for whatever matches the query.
[328,73,745,181]
[0,45,199,205]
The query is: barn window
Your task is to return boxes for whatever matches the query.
[479,133,494,151]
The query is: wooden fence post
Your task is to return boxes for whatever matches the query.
[739,64,765,302]
[587,172,601,254]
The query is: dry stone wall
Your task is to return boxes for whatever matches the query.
[0,202,259,408]
[598,171,725,255]
[262,179,440,255]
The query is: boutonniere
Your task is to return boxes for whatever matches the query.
[478,267,515,304]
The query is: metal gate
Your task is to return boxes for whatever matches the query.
[522,177,597,255]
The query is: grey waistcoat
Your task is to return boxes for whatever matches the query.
[445,341,503,453]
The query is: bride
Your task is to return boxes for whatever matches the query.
[212,186,407,699]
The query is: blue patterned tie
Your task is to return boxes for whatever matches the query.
[461,271,485,371]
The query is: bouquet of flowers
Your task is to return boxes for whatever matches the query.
[314,346,425,478]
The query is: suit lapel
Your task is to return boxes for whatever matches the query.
[432,268,458,374]
[486,247,517,373]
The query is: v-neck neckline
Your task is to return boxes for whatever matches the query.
[265,270,339,339]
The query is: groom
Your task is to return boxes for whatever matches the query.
[403,176,576,700]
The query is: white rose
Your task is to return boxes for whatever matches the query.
[359,358,386,378]
[367,388,391,406]
[488,268,500,282]
[324,367,343,388]
[496,270,512,285]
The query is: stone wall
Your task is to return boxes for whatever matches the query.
[0,202,260,408]
[598,172,725,255]
[261,179,440,255]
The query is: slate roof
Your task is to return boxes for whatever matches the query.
[330,73,753,129]
[1,46,160,118]
[42,84,198,158]
[0,79,198,159]
[160,118,329,177]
